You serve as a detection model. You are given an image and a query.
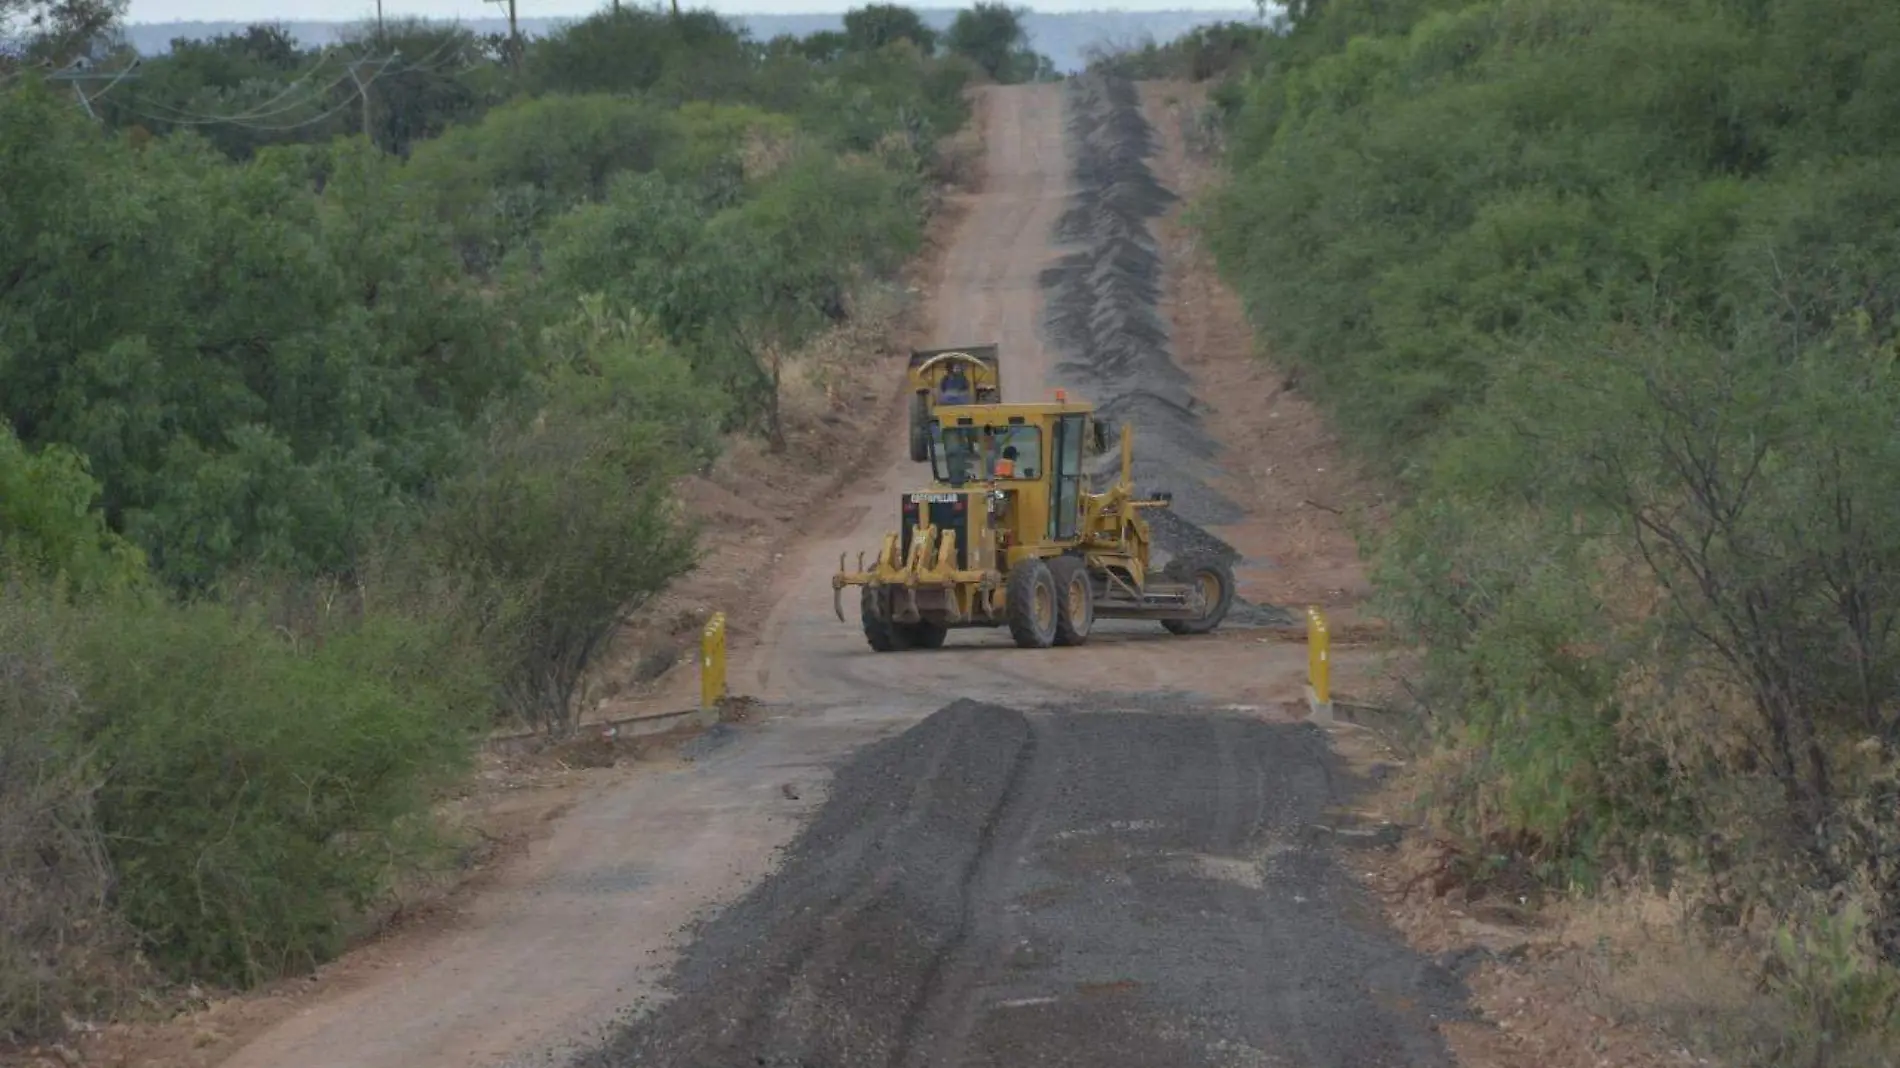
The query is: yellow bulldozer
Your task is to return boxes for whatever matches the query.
[833,394,1236,650]
[907,345,1002,462]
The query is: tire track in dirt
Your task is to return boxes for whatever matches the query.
[892,712,1059,1068]
[743,706,982,1065]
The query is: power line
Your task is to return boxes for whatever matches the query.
[47,59,140,120]
[128,65,358,126]
[112,30,468,137]
[116,52,400,136]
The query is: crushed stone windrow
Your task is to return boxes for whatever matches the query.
[1043,73,1292,626]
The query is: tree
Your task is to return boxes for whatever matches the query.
[336,18,490,157]
[0,427,146,594]
[1,0,123,66]
[423,301,704,735]
[844,4,938,55]
[944,2,1050,83]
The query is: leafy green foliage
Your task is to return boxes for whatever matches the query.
[421,301,704,734]
[0,90,516,591]
[1204,0,1900,1052]
[1083,21,1268,81]
[57,585,484,985]
[945,2,1056,83]
[0,0,121,64]
[0,427,145,594]
[0,0,971,1032]
[525,7,756,102]
[0,589,127,1043]
[845,4,940,54]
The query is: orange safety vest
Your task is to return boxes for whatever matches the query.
[994,457,1016,478]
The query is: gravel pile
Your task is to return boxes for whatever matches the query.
[570,698,1471,1066]
[1043,73,1245,544]
[1043,74,1291,625]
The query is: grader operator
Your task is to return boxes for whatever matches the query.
[833,394,1235,651]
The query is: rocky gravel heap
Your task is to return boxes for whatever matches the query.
[569,698,1471,1067]
[1042,73,1240,545]
[1043,75,1291,624]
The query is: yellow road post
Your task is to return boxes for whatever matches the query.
[701,612,727,712]
[1305,605,1333,722]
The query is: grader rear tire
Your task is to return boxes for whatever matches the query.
[1006,559,1058,649]
[861,587,913,652]
[1048,555,1095,647]
[1161,555,1235,636]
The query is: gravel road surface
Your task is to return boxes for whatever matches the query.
[579,700,1469,1067]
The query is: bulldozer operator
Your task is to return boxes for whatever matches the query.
[937,363,974,405]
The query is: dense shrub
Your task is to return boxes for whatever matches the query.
[66,589,485,984]
[422,301,712,734]
[0,592,128,1042]
[1083,21,1268,81]
[1203,0,1900,1057]
[0,0,973,1038]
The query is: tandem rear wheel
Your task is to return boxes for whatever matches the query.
[1006,556,1093,649]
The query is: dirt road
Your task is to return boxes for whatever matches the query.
[207,80,1438,1068]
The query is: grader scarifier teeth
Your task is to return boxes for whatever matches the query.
[834,552,848,622]
[832,549,877,622]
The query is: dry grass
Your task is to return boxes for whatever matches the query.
[931,123,983,190]
[0,609,145,1046]
[740,125,801,182]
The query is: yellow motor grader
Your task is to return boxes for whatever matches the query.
[833,395,1235,650]
[907,345,1002,462]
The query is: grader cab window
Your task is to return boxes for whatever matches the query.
[931,424,1042,485]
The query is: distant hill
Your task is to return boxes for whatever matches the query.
[119,9,1262,73]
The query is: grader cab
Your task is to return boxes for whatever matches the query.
[833,396,1235,651]
[906,345,1002,462]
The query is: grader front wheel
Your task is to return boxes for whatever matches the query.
[860,586,950,651]
[1006,559,1059,649]
[1161,555,1236,636]
[860,587,912,652]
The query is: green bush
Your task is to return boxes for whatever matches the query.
[418,299,705,734]
[404,94,684,268]
[39,586,484,985]
[0,427,147,595]
[0,1,974,1031]
[0,589,127,1043]
[1203,0,1900,1052]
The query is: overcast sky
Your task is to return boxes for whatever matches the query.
[125,0,1230,23]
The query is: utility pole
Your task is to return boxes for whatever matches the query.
[486,0,520,69]
[343,53,396,151]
